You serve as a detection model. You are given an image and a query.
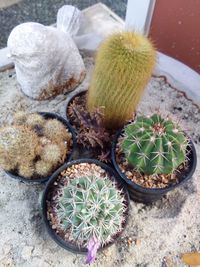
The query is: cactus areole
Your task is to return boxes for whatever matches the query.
[122,114,189,175]
[87,31,156,129]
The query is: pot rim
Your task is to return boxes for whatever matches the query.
[111,128,197,195]
[64,88,87,123]
[41,158,130,254]
[5,112,77,184]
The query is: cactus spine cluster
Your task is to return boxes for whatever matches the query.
[0,112,72,178]
[87,31,156,129]
[57,175,126,246]
[122,114,188,174]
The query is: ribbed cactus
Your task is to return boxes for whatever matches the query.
[122,114,188,174]
[87,31,156,129]
[57,175,125,246]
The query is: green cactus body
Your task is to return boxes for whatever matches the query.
[57,175,125,246]
[122,115,188,174]
[87,32,156,129]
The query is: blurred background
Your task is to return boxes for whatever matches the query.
[0,0,199,73]
[0,0,126,48]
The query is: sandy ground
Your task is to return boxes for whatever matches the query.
[0,55,199,267]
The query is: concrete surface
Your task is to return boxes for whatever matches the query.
[0,0,21,8]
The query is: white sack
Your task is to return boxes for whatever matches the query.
[7,6,85,100]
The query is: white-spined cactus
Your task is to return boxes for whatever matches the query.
[122,114,189,174]
[57,174,126,263]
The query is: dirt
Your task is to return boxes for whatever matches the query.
[0,54,199,267]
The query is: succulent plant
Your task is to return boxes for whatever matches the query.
[25,113,45,129]
[44,119,71,143]
[0,112,71,179]
[67,94,111,162]
[122,114,189,175]
[13,111,27,125]
[41,143,62,164]
[0,126,40,171]
[35,160,52,177]
[18,162,34,178]
[57,175,126,246]
[87,31,156,129]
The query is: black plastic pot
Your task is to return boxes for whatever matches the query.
[64,89,110,160]
[111,130,197,204]
[42,158,130,254]
[5,112,76,184]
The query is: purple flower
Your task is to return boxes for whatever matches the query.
[85,236,100,264]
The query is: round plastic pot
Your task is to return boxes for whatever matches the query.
[42,158,130,254]
[64,89,106,159]
[5,112,76,184]
[111,130,197,204]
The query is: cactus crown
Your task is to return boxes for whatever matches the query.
[87,31,156,129]
[122,114,189,175]
[57,175,126,246]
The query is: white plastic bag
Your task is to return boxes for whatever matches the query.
[57,5,81,36]
[7,5,85,100]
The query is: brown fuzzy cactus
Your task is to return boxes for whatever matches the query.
[25,113,45,129]
[35,160,52,177]
[18,162,35,178]
[0,112,71,179]
[0,126,40,171]
[13,111,28,125]
[44,119,72,143]
[41,144,62,164]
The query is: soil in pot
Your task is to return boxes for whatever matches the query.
[3,112,75,182]
[44,160,129,255]
[66,91,114,163]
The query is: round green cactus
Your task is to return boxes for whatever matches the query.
[122,114,188,174]
[57,175,126,246]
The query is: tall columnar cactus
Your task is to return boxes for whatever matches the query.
[87,31,156,129]
[57,175,126,246]
[122,114,188,174]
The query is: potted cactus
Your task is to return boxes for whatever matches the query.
[42,159,129,264]
[65,31,156,161]
[111,114,197,203]
[0,112,76,183]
